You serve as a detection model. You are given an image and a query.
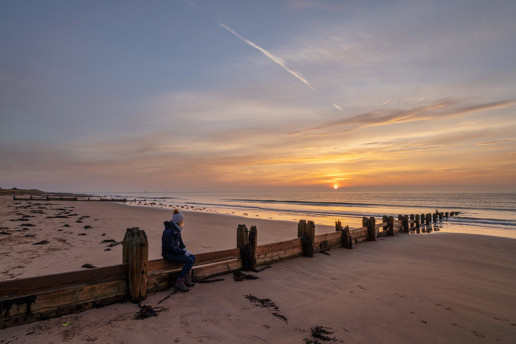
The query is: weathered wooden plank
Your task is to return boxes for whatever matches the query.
[256,246,303,265]
[192,259,242,281]
[1,280,127,329]
[314,232,341,252]
[29,280,127,313]
[314,231,342,244]
[375,222,388,230]
[0,264,127,300]
[147,248,241,271]
[354,236,368,244]
[256,238,301,256]
[350,227,368,238]
[147,269,181,293]
[147,260,183,271]
[2,294,126,329]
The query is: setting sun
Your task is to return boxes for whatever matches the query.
[333,184,339,190]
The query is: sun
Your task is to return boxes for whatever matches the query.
[332,184,339,190]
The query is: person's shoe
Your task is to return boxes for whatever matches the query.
[174,278,189,292]
[185,276,195,288]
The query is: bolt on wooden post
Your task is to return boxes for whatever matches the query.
[122,227,149,303]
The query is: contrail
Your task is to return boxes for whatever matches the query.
[219,23,315,90]
[332,103,343,111]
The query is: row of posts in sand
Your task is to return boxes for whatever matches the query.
[1,209,459,328]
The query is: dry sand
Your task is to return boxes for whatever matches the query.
[1,196,516,343]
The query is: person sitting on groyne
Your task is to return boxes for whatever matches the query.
[161,209,196,292]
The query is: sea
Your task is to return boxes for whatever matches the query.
[93,191,516,238]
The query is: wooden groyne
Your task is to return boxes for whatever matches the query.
[0,210,458,329]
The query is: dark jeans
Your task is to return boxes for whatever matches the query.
[163,253,196,279]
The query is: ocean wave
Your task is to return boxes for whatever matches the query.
[225,198,515,213]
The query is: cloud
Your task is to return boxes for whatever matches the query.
[290,98,516,135]
[332,103,343,111]
[218,23,315,90]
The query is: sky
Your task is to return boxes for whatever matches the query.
[1,0,515,193]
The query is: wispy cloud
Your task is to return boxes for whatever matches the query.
[218,23,315,90]
[290,99,516,135]
[332,103,343,111]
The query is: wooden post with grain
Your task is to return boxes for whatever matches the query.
[388,216,394,236]
[248,226,258,271]
[238,225,257,271]
[403,215,409,232]
[122,227,149,303]
[237,224,248,249]
[336,220,353,249]
[298,220,315,257]
[367,217,376,241]
[382,216,388,232]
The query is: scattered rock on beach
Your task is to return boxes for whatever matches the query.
[0,231,11,235]
[83,225,92,229]
[32,240,49,245]
[81,263,97,269]
[100,239,122,247]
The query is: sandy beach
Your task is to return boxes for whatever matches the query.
[1,196,516,343]
[0,196,334,281]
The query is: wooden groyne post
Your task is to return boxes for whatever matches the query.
[122,227,148,303]
[336,220,352,249]
[298,220,315,257]
[388,216,394,236]
[238,225,257,271]
[367,217,376,241]
[237,224,249,248]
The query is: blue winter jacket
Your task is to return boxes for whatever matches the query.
[161,221,186,257]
